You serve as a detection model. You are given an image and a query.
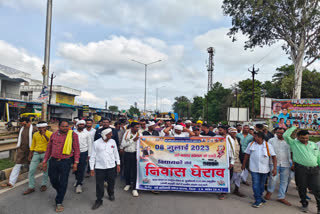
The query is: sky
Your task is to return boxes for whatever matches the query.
[1,0,316,112]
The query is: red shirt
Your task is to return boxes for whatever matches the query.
[43,130,80,163]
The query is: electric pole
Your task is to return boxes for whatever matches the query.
[248,65,259,120]
[41,0,52,121]
[47,72,56,121]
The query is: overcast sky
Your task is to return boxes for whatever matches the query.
[1,0,317,111]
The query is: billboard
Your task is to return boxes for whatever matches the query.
[271,99,320,132]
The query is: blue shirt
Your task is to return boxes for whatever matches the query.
[237,133,254,153]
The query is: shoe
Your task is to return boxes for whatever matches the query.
[23,188,35,195]
[265,192,272,200]
[109,195,115,201]
[0,183,13,188]
[55,204,64,212]
[124,185,131,191]
[132,190,139,197]
[233,190,245,197]
[261,199,266,204]
[76,185,82,194]
[242,181,250,186]
[218,193,225,200]
[40,185,47,192]
[92,200,103,210]
[73,181,77,187]
[104,182,108,188]
[252,202,262,208]
[277,199,291,206]
[301,206,308,213]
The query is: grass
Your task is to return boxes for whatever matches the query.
[0,158,15,171]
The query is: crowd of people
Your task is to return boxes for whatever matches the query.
[1,117,320,213]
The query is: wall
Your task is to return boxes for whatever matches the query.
[56,93,75,105]
[1,80,20,99]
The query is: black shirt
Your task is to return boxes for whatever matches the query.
[201,131,216,136]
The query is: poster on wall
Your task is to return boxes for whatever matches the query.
[271,99,320,133]
[136,136,230,193]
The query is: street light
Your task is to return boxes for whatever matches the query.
[131,59,162,115]
[156,86,166,112]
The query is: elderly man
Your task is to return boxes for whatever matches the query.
[1,117,33,188]
[228,127,244,197]
[163,124,195,137]
[42,120,80,212]
[185,120,193,131]
[74,120,92,193]
[23,121,52,195]
[121,122,140,197]
[143,121,159,136]
[94,118,119,147]
[90,128,120,210]
[265,128,291,206]
[284,125,320,213]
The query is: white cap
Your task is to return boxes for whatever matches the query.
[250,126,254,130]
[76,120,86,126]
[101,128,112,140]
[185,120,192,124]
[228,127,237,133]
[146,121,156,127]
[174,125,184,131]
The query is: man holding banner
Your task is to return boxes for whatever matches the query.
[121,122,140,197]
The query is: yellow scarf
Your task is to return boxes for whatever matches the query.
[62,130,73,155]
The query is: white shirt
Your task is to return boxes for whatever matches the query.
[74,129,92,155]
[226,135,236,165]
[89,138,120,170]
[85,127,96,143]
[121,130,139,152]
[245,141,276,173]
[268,136,291,167]
[138,127,147,134]
[168,130,189,137]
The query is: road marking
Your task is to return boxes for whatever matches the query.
[0,173,43,195]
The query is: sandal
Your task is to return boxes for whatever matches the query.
[1,183,13,188]
[55,204,64,212]
[40,185,47,192]
[23,188,35,195]
[218,194,225,200]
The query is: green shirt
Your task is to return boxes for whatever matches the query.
[283,126,320,167]
[237,133,254,153]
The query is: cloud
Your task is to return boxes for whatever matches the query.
[0,40,43,79]
[76,91,105,107]
[193,27,290,86]
[0,0,224,31]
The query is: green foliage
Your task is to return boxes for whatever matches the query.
[108,105,119,112]
[206,82,233,123]
[128,106,140,117]
[172,96,191,118]
[0,158,14,170]
[191,96,204,120]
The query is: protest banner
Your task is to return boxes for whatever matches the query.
[271,99,320,133]
[136,136,230,193]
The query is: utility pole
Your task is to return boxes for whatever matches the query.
[41,0,52,121]
[156,88,158,112]
[131,59,162,116]
[248,65,259,120]
[48,72,56,120]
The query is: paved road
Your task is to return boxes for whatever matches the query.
[0,174,318,214]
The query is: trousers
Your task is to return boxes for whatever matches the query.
[74,151,88,186]
[124,152,137,190]
[29,152,49,188]
[95,168,116,201]
[48,158,71,205]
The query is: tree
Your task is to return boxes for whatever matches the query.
[206,82,233,123]
[223,0,320,99]
[172,96,191,118]
[108,105,119,112]
[128,106,140,117]
[237,79,262,118]
[191,96,204,120]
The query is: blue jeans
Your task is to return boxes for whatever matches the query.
[267,165,290,199]
[251,172,268,204]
